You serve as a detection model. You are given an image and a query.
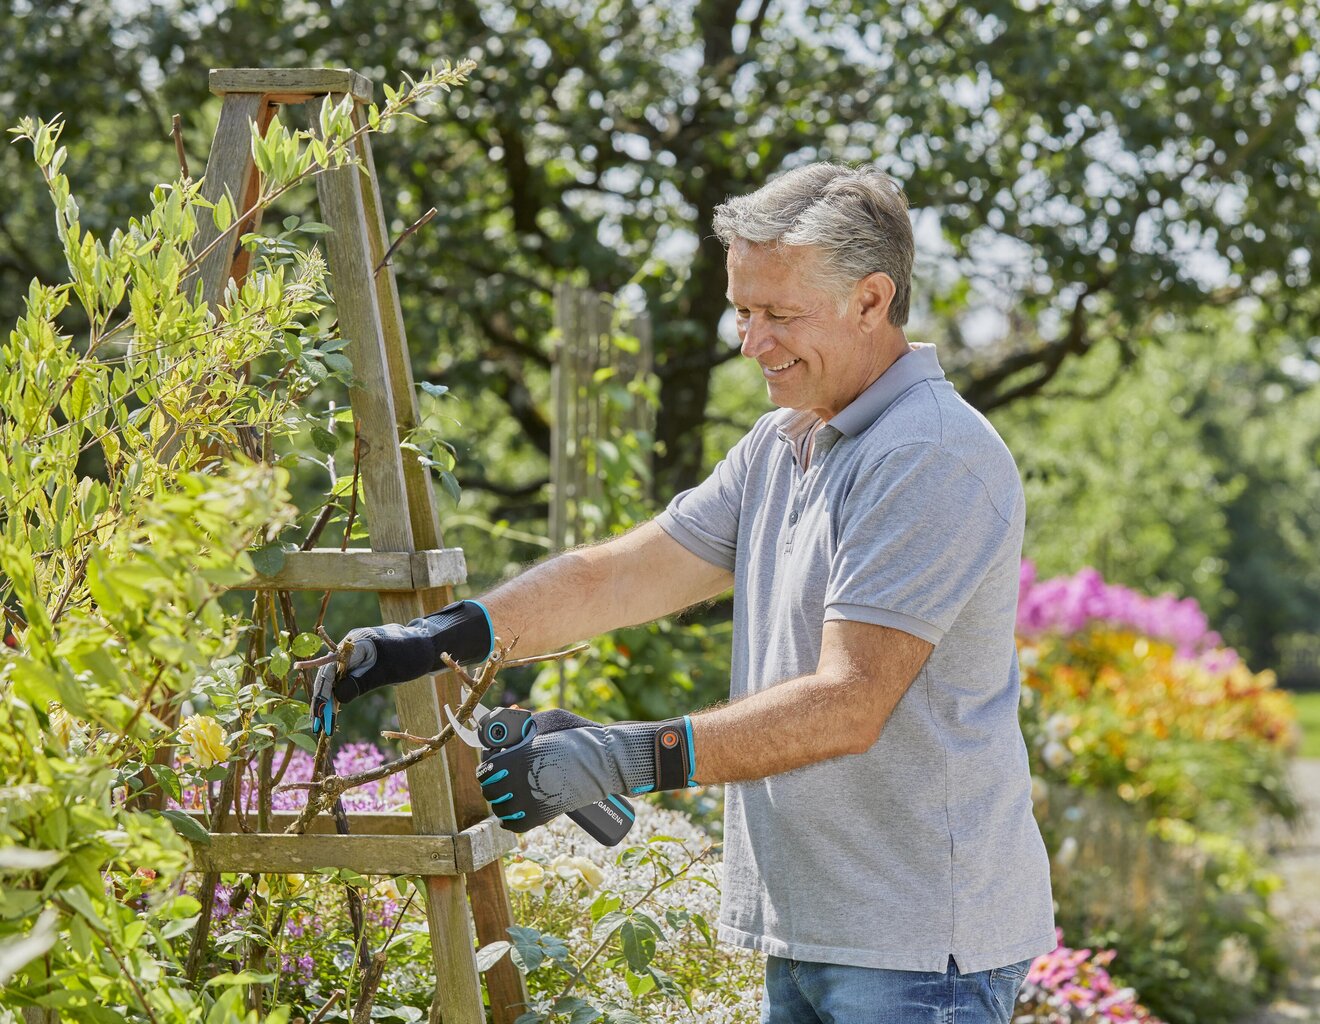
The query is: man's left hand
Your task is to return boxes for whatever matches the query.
[477,709,696,833]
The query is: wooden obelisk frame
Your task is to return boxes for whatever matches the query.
[186,68,527,1024]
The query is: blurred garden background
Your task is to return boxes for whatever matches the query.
[2,1,1319,1022]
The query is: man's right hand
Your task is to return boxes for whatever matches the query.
[310,599,494,735]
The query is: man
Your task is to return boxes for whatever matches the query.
[319,164,1054,1023]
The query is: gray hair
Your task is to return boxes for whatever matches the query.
[711,163,914,326]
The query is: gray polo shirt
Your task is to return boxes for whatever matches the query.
[656,343,1055,974]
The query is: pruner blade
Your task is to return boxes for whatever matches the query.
[444,703,485,748]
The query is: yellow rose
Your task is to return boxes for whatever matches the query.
[178,714,231,769]
[550,854,580,881]
[505,860,546,896]
[569,856,604,890]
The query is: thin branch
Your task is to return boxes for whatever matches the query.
[554,843,715,1005]
[308,990,345,1024]
[501,642,588,670]
[277,642,519,815]
[375,207,437,275]
[171,114,190,180]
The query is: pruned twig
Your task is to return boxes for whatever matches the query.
[374,207,436,275]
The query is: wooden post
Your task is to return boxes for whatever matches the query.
[550,285,654,547]
[190,68,526,1024]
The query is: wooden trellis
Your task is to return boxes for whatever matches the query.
[184,68,526,1024]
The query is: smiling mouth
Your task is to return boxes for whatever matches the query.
[764,358,801,374]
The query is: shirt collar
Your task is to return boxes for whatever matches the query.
[827,343,945,438]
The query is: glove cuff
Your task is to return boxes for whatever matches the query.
[333,599,494,702]
[612,716,696,794]
[415,599,495,666]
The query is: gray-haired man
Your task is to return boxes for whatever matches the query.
[324,164,1055,1023]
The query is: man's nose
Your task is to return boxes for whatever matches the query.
[740,315,774,359]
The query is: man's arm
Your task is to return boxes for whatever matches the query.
[476,618,934,831]
[482,519,733,658]
[691,619,933,782]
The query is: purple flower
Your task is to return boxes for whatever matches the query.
[1017,560,1237,663]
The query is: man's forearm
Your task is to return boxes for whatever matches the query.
[478,521,732,659]
[690,622,933,783]
[480,547,614,658]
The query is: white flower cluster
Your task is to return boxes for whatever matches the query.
[505,795,764,1022]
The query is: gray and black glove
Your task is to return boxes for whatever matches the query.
[311,599,494,736]
[477,708,697,833]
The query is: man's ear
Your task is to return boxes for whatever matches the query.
[857,272,896,330]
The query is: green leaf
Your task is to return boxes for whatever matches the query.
[551,999,599,1024]
[149,763,182,803]
[618,918,657,972]
[282,215,300,232]
[291,632,322,658]
[507,925,545,973]
[419,381,449,398]
[311,426,339,454]
[248,544,286,576]
[323,353,353,375]
[0,847,65,872]
[213,193,233,232]
[475,940,511,972]
[207,970,278,987]
[623,968,655,998]
[592,910,626,940]
[159,809,210,846]
[589,892,622,924]
[438,469,461,505]
[269,648,291,679]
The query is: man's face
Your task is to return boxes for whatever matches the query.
[726,241,890,422]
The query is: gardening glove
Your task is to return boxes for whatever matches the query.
[477,708,696,833]
[310,599,494,736]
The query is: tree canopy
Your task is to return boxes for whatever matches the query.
[3,0,1316,497]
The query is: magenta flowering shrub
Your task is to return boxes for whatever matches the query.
[1017,561,1231,662]
[1019,931,1164,1023]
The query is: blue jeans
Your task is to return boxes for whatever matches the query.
[762,955,1032,1024]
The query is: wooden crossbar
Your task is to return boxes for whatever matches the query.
[208,68,374,103]
[192,820,516,877]
[242,547,467,592]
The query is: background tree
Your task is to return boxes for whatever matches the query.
[2,0,1317,672]
[3,0,1316,494]
[990,307,1320,671]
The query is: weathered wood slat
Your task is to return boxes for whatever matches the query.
[193,833,459,875]
[310,94,484,1021]
[188,818,514,876]
[347,102,531,1022]
[209,68,373,103]
[188,811,416,835]
[242,547,466,591]
[185,91,274,308]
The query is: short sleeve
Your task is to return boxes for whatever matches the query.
[655,419,770,571]
[824,441,1017,645]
